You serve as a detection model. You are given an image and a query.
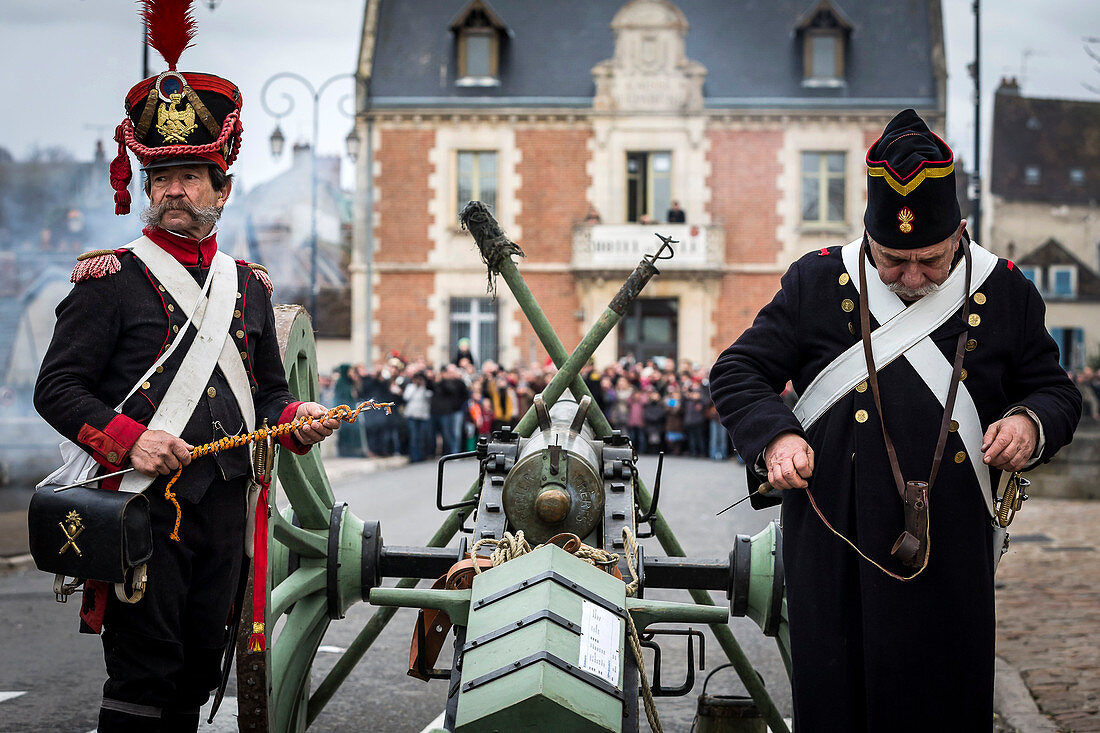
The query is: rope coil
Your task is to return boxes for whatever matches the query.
[162,400,394,540]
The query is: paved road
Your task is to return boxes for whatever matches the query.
[0,455,788,732]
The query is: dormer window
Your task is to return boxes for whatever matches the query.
[795,0,853,88]
[451,1,509,87]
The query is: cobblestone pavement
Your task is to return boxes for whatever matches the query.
[996,497,1100,732]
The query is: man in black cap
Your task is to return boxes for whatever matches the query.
[33,2,342,730]
[710,109,1080,730]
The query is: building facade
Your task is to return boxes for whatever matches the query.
[351,0,947,368]
[986,80,1100,370]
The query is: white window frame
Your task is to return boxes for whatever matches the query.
[801,151,847,227]
[1049,265,1077,299]
[456,150,498,218]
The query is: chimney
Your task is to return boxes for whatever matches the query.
[997,76,1020,96]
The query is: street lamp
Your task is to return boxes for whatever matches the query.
[261,71,356,323]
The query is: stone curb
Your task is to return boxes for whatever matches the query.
[995,656,1059,733]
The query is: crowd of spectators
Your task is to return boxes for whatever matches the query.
[319,347,737,463]
[1073,366,1100,422]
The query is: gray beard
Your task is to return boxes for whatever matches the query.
[887,281,940,300]
[140,199,222,229]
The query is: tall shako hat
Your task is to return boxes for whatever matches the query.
[864,109,961,249]
[109,0,243,215]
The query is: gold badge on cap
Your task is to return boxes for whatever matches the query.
[897,207,915,234]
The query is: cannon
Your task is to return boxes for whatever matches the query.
[244,202,792,732]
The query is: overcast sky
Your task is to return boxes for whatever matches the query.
[1,0,1097,193]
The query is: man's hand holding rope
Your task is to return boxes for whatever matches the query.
[292,401,342,446]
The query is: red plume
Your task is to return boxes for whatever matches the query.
[140,0,197,71]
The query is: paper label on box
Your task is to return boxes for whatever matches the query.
[578,599,621,686]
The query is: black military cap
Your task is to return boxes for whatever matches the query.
[864,109,961,249]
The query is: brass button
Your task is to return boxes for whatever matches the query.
[107,451,119,464]
[241,351,248,360]
[172,325,179,333]
[141,381,151,391]
[954,451,967,463]
[960,369,968,381]
[855,381,868,393]
[234,309,242,319]
[839,273,850,286]
[156,365,164,374]
[968,314,981,327]
[965,339,977,351]
[855,409,869,423]
[237,292,242,299]
[841,299,855,313]
[974,292,986,305]
[158,285,165,292]
[167,304,174,313]
[207,387,217,398]
[236,330,245,339]
[250,385,257,393]
[848,322,855,335]
[949,420,959,432]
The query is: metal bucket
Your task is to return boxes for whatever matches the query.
[691,663,768,733]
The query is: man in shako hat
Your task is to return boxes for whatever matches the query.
[710,109,1080,729]
[33,2,341,730]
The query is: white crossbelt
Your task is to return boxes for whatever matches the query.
[118,236,256,493]
[792,238,999,517]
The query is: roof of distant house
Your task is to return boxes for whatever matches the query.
[991,80,1100,205]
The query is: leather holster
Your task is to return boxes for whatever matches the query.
[890,480,929,569]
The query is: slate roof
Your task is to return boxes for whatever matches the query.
[1016,238,1100,302]
[366,0,941,110]
[991,84,1100,205]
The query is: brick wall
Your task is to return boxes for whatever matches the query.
[509,128,591,363]
[706,129,784,265]
[711,272,782,355]
[508,271,582,367]
[376,272,434,361]
[515,129,592,262]
[375,128,435,264]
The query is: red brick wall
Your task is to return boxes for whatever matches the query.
[376,272,433,361]
[509,128,591,362]
[509,271,581,368]
[711,272,783,356]
[375,128,435,264]
[514,129,591,262]
[706,129,783,265]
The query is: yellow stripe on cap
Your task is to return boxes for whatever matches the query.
[868,161,954,197]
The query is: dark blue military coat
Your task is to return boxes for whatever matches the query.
[34,227,306,503]
[710,244,1080,732]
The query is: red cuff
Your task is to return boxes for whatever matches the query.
[278,401,311,455]
[77,414,148,469]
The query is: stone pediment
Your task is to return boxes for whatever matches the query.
[592,0,707,114]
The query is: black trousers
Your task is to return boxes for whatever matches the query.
[98,476,247,732]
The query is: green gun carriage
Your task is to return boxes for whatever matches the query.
[246,202,792,732]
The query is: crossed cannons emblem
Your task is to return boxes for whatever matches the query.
[58,510,84,557]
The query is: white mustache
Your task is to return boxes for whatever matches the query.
[887,281,940,300]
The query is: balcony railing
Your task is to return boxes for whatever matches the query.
[572,223,724,271]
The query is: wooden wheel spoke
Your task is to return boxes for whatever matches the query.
[271,566,326,621]
[271,511,327,558]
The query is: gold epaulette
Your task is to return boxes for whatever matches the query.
[239,261,273,296]
[76,249,118,262]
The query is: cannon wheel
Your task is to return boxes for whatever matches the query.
[235,304,336,733]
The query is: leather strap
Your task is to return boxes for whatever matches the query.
[408,556,494,681]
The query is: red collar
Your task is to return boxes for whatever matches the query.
[143,226,218,267]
